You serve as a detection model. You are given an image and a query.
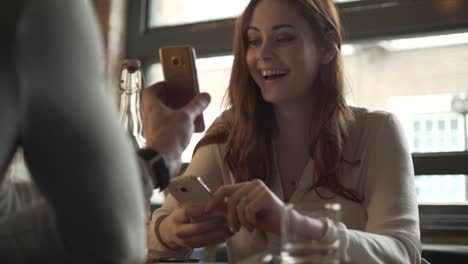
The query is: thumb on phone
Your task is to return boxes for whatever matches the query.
[181,92,211,119]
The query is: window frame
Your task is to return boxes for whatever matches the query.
[127,0,468,65]
[413,152,468,239]
[127,0,468,239]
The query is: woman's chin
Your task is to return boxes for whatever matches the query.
[261,94,282,104]
[260,89,284,103]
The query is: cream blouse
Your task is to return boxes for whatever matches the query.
[148,108,422,264]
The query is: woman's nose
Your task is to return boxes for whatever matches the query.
[258,41,274,62]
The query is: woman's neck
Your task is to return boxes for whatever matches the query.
[273,101,313,202]
[274,102,311,143]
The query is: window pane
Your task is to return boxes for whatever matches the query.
[147,0,362,28]
[148,0,249,27]
[344,32,468,153]
[416,175,467,204]
[344,31,468,204]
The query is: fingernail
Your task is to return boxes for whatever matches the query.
[202,93,211,101]
[228,225,237,234]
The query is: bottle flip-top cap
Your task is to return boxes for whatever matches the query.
[123,59,141,73]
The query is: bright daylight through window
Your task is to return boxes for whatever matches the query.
[147,0,359,27]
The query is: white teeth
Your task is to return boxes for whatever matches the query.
[261,69,287,77]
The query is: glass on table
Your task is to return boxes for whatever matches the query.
[281,203,341,264]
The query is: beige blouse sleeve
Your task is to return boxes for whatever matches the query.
[147,143,227,257]
[339,113,422,263]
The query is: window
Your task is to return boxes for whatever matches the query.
[414,121,420,132]
[438,120,445,131]
[343,34,468,204]
[452,119,459,130]
[426,121,433,132]
[147,0,361,28]
[147,0,249,27]
[128,0,468,237]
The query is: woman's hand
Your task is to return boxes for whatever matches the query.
[158,204,232,250]
[205,179,285,235]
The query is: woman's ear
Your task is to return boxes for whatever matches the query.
[320,31,339,64]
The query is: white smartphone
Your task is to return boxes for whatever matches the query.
[167,176,212,206]
[159,45,205,132]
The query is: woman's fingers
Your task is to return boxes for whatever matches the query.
[171,204,189,222]
[225,185,254,231]
[176,214,226,238]
[205,183,242,211]
[173,216,231,248]
[205,183,248,232]
[184,205,206,219]
[244,191,263,228]
[236,196,255,232]
[240,183,266,231]
[182,225,232,248]
[163,204,230,249]
[247,186,284,234]
[205,179,281,234]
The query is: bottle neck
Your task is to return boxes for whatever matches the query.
[119,90,146,148]
[119,90,141,116]
[119,64,145,149]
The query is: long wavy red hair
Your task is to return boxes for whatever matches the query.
[195,0,362,203]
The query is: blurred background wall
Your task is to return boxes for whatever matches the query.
[93,0,127,98]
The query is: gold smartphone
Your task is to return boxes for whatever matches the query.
[159,45,205,132]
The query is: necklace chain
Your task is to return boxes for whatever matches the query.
[274,146,303,201]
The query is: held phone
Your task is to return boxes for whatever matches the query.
[167,176,213,206]
[159,45,205,132]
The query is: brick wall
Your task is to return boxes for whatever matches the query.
[344,44,468,111]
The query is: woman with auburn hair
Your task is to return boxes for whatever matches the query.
[148,0,422,263]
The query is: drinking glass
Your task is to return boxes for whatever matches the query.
[281,203,341,264]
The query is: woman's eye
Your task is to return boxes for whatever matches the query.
[276,35,295,43]
[247,38,261,47]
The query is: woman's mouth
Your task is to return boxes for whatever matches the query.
[260,69,289,80]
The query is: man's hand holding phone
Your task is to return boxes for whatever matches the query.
[159,45,205,132]
[141,82,210,177]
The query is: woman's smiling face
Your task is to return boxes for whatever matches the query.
[246,0,325,106]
